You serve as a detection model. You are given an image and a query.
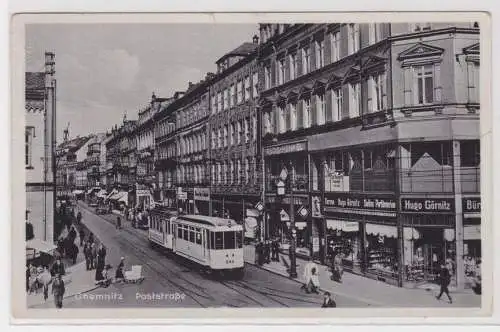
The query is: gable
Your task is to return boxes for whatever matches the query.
[463,43,479,55]
[397,43,445,61]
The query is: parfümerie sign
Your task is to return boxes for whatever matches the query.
[324,193,396,211]
[401,198,454,213]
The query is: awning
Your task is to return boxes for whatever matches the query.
[118,192,129,205]
[105,189,118,200]
[96,189,108,198]
[110,191,125,201]
[26,239,57,254]
[365,223,397,238]
[286,221,307,230]
[403,227,421,240]
[72,190,84,195]
[326,219,359,232]
[86,188,93,194]
[245,217,258,229]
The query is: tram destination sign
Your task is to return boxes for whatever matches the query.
[401,198,454,213]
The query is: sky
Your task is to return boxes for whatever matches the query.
[26,23,257,143]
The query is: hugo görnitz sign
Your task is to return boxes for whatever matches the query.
[401,198,454,213]
[324,193,396,211]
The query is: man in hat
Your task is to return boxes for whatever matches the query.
[52,274,65,308]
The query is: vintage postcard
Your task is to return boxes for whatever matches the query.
[11,11,492,323]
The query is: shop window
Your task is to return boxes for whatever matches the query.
[461,140,480,167]
[410,142,452,167]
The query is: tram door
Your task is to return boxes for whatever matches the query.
[204,229,210,261]
[172,224,177,251]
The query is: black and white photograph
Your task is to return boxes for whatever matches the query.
[12,12,491,321]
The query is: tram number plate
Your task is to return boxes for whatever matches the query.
[225,259,235,264]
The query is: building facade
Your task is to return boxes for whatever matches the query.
[258,23,480,289]
[84,133,108,188]
[207,39,262,231]
[25,53,56,243]
[135,94,172,210]
[174,81,211,215]
[154,92,183,208]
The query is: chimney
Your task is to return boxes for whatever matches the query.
[253,34,259,44]
[205,72,215,81]
[188,81,194,89]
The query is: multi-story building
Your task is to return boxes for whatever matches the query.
[84,132,108,188]
[258,23,480,289]
[135,94,172,210]
[208,38,262,225]
[105,117,137,206]
[25,52,56,243]
[154,91,184,208]
[55,133,91,196]
[174,80,211,215]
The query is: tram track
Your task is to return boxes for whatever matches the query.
[78,203,321,308]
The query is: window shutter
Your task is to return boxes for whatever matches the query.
[297,99,304,128]
[311,95,317,126]
[271,59,276,87]
[403,67,413,105]
[340,25,349,59]
[285,104,291,131]
[434,63,442,103]
[360,24,370,48]
[285,56,290,82]
[324,33,332,65]
[310,42,316,72]
[359,80,367,116]
[342,84,350,119]
[325,89,333,122]
[367,76,373,112]
[297,48,303,76]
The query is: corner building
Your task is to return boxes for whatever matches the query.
[258,23,480,288]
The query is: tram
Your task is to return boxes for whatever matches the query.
[148,209,244,278]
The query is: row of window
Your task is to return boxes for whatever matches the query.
[211,157,257,185]
[177,164,207,185]
[137,130,154,151]
[177,223,203,245]
[179,132,207,156]
[178,97,209,129]
[264,24,384,90]
[156,143,176,160]
[211,115,258,149]
[176,225,245,251]
[211,72,259,114]
[155,119,176,138]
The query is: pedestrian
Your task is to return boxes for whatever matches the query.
[69,226,77,243]
[271,238,280,261]
[115,257,125,282]
[52,274,65,308]
[26,264,30,292]
[79,227,85,247]
[321,291,337,308]
[70,242,79,265]
[333,250,344,283]
[76,210,82,224]
[97,244,107,269]
[90,243,97,270]
[307,267,320,294]
[39,266,52,301]
[84,242,92,270]
[50,257,65,277]
[88,233,94,245]
[264,240,271,264]
[256,241,265,266]
[436,263,453,304]
[302,257,318,292]
[116,216,122,229]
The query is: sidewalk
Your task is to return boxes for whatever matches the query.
[27,261,98,308]
[244,244,480,308]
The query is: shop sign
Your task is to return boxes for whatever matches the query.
[311,196,321,217]
[401,198,454,213]
[324,193,396,212]
[464,225,481,240]
[136,189,150,196]
[326,172,350,192]
[194,187,210,201]
[462,197,481,213]
[264,141,307,156]
[312,237,320,253]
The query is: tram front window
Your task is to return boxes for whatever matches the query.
[224,231,236,249]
